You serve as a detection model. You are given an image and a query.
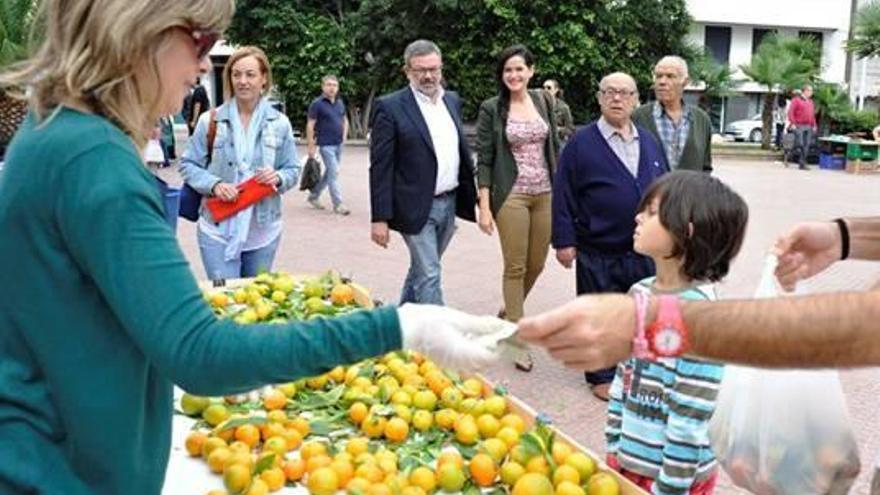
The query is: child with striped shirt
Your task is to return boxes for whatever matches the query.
[605,171,749,495]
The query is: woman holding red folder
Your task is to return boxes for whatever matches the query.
[180,46,299,281]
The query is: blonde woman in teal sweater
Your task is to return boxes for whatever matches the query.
[0,1,500,493]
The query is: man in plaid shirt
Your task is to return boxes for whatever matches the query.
[633,56,713,173]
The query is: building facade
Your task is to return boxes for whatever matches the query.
[686,0,856,135]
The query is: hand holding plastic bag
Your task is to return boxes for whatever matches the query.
[709,256,860,495]
[398,303,515,372]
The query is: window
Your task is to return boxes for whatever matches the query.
[799,30,823,65]
[752,28,776,54]
[704,26,732,65]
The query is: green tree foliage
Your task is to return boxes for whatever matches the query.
[227,0,692,135]
[686,48,735,110]
[0,0,36,67]
[811,82,851,136]
[848,0,880,58]
[740,34,819,149]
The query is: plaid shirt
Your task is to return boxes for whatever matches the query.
[652,101,692,170]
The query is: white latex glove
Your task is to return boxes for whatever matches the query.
[398,304,516,371]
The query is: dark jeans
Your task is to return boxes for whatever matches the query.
[774,123,784,149]
[793,126,814,167]
[576,249,655,385]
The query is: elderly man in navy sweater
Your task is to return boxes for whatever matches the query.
[552,72,668,400]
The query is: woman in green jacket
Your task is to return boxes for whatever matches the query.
[476,45,559,370]
[0,1,500,493]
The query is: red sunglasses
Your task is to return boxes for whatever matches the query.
[181,27,220,59]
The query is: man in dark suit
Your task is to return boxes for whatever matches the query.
[369,39,477,305]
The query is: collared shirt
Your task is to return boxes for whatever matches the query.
[411,85,460,195]
[597,116,640,177]
[307,95,346,146]
[652,101,692,170]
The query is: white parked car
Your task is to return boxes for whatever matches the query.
[724,114,775,143]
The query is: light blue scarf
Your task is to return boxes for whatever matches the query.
[223,96,271,261]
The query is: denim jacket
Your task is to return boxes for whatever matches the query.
[179,101,300,224]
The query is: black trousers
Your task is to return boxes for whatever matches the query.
[576,249,655,385]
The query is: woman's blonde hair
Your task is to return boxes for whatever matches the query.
[0,0,234,148]
[222,46,273,101]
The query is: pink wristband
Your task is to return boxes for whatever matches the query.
[631,292,654,359]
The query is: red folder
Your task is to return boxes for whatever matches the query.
[206,177,276,222]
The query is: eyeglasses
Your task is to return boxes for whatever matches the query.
[598,88,636,99]
[407,66,442,76]
[181,26,220,60]
[543,85,554,90]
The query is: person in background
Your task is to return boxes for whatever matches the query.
[633,56,713,172]
[306,74,350,215]
[605,171,748,495]
[774,95,788,150]
[0,1,502,492]
[180,46,298,281]
[184,76,210,136]
[543,78,575,144]
[475,45,559,371]
[787,83,817,170]
[369,39,478,305]
[552,72,668,400]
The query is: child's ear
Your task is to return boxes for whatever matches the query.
[688,222,694,238]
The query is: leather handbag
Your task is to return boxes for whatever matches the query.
[179,109,217,221]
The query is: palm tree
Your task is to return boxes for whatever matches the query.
[690,52,736,111]
[740,34,819,149]
[848,0,880,58]
[0,0,36,150]
[811,82,851,136]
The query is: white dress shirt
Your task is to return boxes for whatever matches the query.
[411,86,460,195]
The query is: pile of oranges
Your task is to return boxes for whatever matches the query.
[205,271,363,324]
[182,271,624,495]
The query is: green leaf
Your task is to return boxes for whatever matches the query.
[254,453,276,475]
[216,415,268,432]
[520,432,545,459]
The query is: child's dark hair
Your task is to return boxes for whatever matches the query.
[638,171,748,282]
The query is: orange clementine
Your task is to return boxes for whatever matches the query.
[308,467,340,495]
[259,467,286,491]
[184,431,207,457]
[235,424,261,449]
[384,417,409,443]
[283,458,306,482]
[469,453,497,487]
[512,472,554,495]
[262,388,287,411]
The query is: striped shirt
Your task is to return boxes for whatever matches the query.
[652,102,692,170]
[606,277,722,495]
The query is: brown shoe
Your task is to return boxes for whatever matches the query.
[591,383,611,402]
[514,352,534,372]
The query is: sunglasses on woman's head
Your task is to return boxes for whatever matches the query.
[181,27,220,59]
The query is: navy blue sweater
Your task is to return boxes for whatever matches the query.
[552,122,668,253]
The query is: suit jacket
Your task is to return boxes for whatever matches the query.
[369,87,477,235]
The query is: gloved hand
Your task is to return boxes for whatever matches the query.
[397,304,516,371]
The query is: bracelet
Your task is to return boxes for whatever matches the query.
[631,292,653,359]
[834,218,850,260]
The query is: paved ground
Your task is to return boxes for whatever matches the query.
[166,146,880,493]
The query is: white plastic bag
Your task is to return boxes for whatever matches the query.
[709,256,861,495]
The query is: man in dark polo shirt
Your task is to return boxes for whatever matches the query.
[306,75,350,215]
